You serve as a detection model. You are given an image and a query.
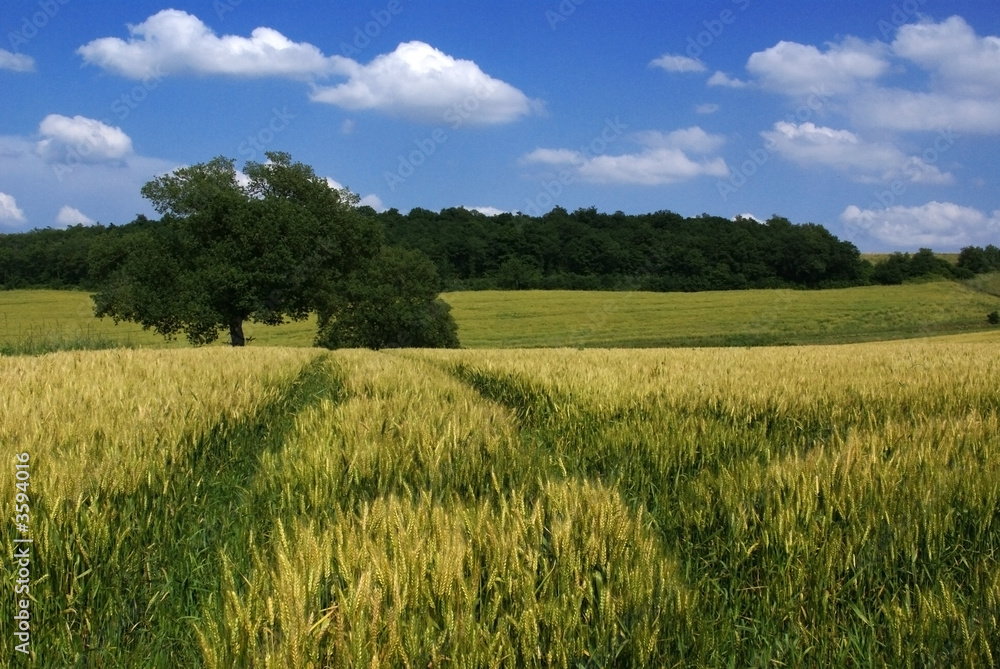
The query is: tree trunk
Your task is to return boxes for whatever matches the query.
[229,318,246,347]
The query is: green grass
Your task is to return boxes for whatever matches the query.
[3,282,1000,353]
[441,282,1000,347]
[965,271,1000,298]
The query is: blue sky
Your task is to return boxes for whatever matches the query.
[1,0,998,251]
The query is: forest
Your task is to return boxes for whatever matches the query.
[2,205,998,292]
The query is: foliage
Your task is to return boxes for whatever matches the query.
[89,153,381,346]
[315,246,459,349]
[6,205,997,297]
[378,207,872,291]
[988,310,999,325]
[872,248,973,284]
[2,340,999,665]
[957,244,1000,274]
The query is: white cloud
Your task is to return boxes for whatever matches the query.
[848,17,1000,133]
[359,193,384,211]
[695,103,720,114]
[734,213,761,223]
[35,115,133,165]
[892,16,1000,98]
[522,127,729,186]
[311,41,537,125]
[841,201,1000,248]
[649,54,706,73]
[745,18,1000,135]
[707,71,749,89]
[761,121,953,184]
[852,89,1000,134]
[0,133,174,233]
[0,49,35,72]
[635,127,726,154]
[78,9,342,79]
[340,119,356,135]
[467,206,506,216]
[747,38,888,96]
[78,13,537,125]
[56,206,95,227]
[0,192,26,224]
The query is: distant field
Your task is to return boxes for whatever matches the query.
[2,281,999,351]
[443,282,1000,347]
[0,290,317,351]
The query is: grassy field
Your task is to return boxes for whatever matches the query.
[444,281,1000,347]
[1,339,997,666]
[0,289,318,352]
[3,280,1000,352]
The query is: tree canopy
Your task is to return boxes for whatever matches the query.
[90,152,383,346]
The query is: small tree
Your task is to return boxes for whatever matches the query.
[315,246,459,349]
[91,153,381,345]
[988,311,999,325]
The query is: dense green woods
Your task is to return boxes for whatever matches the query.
[2,205,998,292]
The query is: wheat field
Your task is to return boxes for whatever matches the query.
[1,337,998,666]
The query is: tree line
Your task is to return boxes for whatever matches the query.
[2,197,998,296]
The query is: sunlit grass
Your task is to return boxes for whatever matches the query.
[1,337,997,665]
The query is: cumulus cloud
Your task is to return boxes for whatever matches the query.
[78,12,538,126]
[850,17,1000,133]
[841,201,1000,248]
[649,54,706,73]
[0,49,35,72]
[695,103,720,114]
[56,206,95,227]
[892,16,1000,98]
[743,17,1000,134]
[522,127,729,186]
[311,41,538,125]
[761,121,953,184]
[851,90,1000,134]
[707,71,749,89]
[35,115,133,165]
[78,9,341,78]
[0,192,26,224]
[359,194,384,211]
[746,37,888,96]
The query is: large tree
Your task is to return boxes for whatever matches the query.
[91,152,381,346]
